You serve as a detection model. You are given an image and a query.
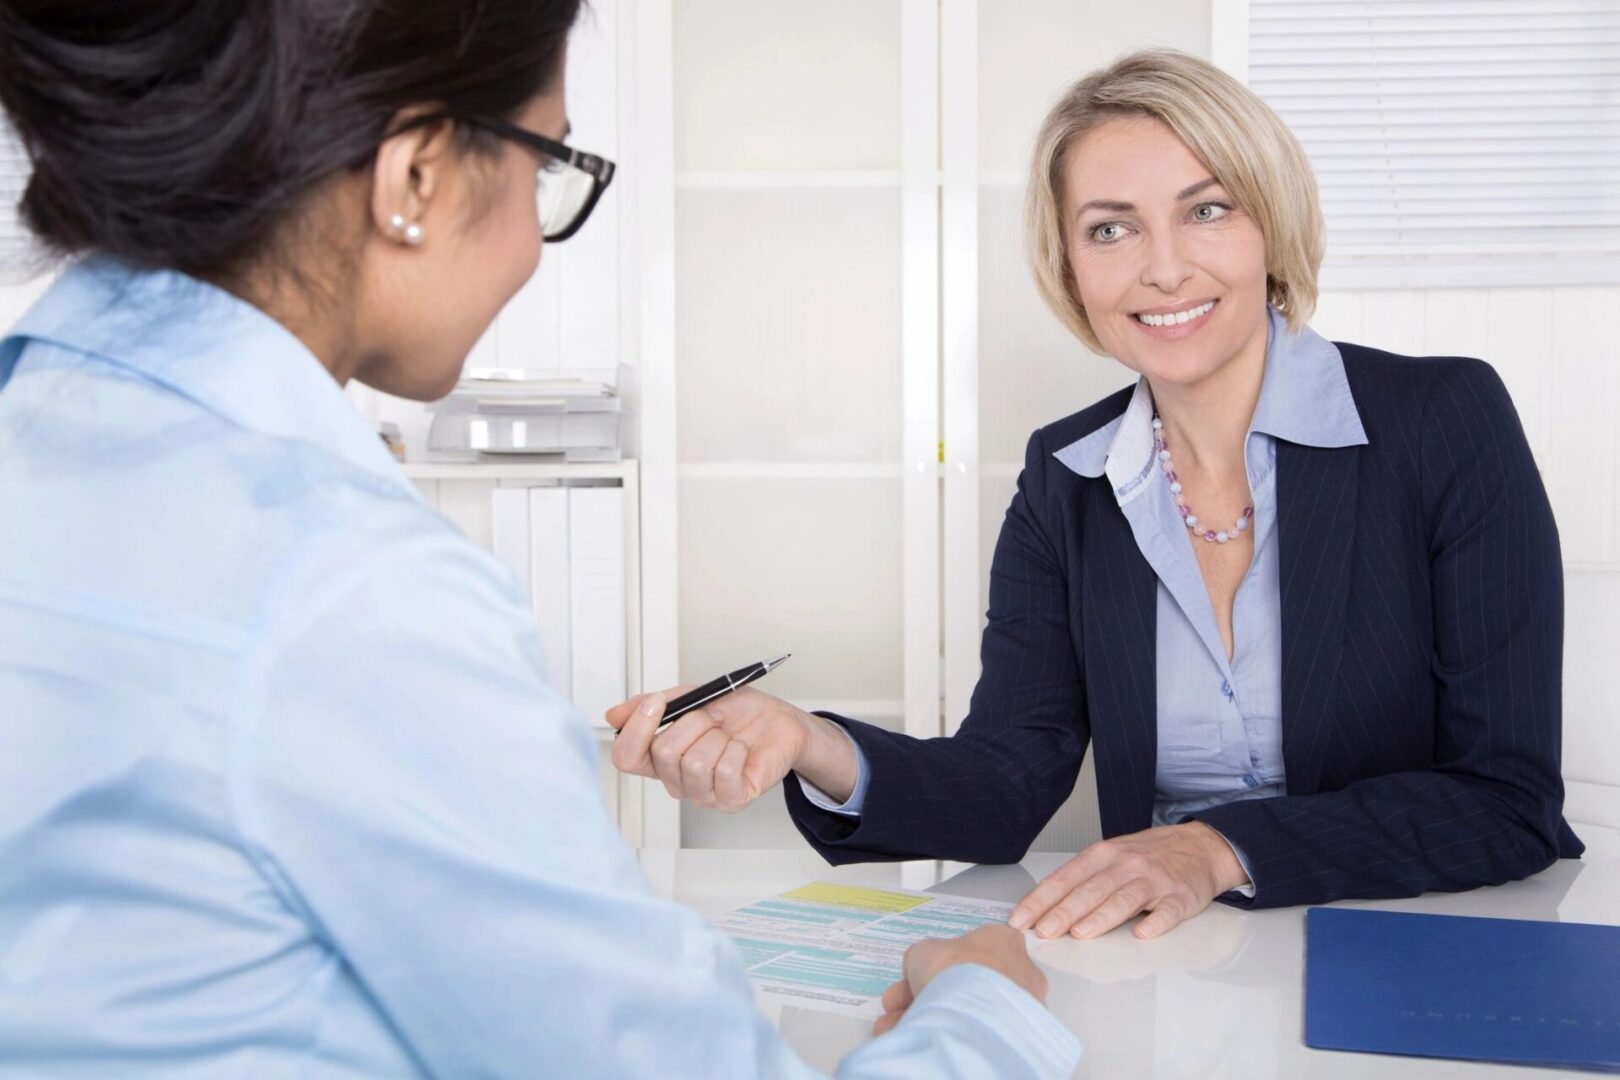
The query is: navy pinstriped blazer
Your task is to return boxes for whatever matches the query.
[785,343,1584,909]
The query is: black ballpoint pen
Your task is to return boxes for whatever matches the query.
[642,654,791,731]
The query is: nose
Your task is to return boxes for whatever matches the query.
[1140,226,1194,295]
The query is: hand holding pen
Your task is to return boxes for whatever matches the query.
[646,654,792,730]
[604,656,862,815]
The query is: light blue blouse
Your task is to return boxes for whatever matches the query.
[1054,306,1369,828]
[0,260,1079,1079]
[808,308,1368,884]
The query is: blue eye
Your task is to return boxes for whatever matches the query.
[1192,202,1230,223]
[1092,222,1128,243]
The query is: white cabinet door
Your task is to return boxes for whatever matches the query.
[669,0,940,848]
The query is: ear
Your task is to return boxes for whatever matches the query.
[369,105,459,246]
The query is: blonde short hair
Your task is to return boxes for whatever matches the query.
[1024,49,1323,355]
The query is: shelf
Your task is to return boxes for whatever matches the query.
[978,170,1027,189]
[402,460,638,481]
[678,462,909,480]
[666,169,1029,191]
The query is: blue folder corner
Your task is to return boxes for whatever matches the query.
[1305,907,1620,1072]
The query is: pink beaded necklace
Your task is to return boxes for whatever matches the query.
[1153,413,1254,545]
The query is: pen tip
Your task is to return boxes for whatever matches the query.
[765,653,791,670]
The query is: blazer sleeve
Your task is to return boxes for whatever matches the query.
[784,427,1089,864]
[1196,357,1576,908]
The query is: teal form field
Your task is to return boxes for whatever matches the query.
[750,948,898,997]
[713,882,1019,1018]
[739,900,884,926]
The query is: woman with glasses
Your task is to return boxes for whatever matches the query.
[0,2,1078,1076]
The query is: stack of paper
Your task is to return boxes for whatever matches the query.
[427,367,622,461]
[712,883,1023,1018]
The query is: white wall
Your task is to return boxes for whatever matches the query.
[0,271,51,337]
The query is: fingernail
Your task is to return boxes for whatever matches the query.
[641,694,663,718]
[1008,910,1030,930]
[1036,918,1061,939]
[1071,925,1089,939]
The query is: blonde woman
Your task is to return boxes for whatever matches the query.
[611,50,1580,948]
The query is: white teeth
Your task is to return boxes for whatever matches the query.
[1136,301,1214,327]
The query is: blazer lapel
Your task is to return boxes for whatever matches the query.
[1079,482,1159,837]
[1276,440,1361,794]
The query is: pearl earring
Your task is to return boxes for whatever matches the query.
[403,223,424,246]
[389,213,407,232]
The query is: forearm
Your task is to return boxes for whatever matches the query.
[786,713,1086,865]
[1196,769,1564,909]
[838,965,1081,1080]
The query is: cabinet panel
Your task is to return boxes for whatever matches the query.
[977,0,1210,174]
[678,477,904,705]
[675,188,903,463]
[674,0,903,171]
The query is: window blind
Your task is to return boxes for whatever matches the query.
[1247,0,1620,286]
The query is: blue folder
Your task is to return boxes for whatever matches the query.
[1305,907,1620,1072]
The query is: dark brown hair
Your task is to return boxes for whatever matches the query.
[0,0,583,278]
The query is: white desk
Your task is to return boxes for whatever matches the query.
[641,825,1620,1078]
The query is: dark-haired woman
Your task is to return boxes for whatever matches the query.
[0,3,1078,1076]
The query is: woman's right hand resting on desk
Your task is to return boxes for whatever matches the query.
[606,689,861,812]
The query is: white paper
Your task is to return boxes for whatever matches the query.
[713,882,1022,1018]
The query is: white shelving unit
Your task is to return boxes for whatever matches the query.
[632,0,1214,852]
[403,458,649,843]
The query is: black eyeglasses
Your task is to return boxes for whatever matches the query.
[393,113,617,243]
[458,116,616,242]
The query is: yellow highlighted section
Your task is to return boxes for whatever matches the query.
[783,883,931,913]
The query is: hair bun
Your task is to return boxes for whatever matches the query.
[0,0,296,275]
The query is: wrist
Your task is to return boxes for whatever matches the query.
[791,709,858,803]
[1190,821,1249,894]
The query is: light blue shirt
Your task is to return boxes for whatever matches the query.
[806,308,1367,895]
[0,260,1080,1079]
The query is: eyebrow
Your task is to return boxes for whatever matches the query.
[1073,177,1223,221]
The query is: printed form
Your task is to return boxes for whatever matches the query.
[713,882,1029,1018]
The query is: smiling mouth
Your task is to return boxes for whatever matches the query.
[1133,299,1217,327]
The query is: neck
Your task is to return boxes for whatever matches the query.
[209,184,368,387]
[216,268,358,388]
[1147,316,1268,482]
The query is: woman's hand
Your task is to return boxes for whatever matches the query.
[605,687,859,813]
[1008,822,1249,941]
[872,924,1048,1036]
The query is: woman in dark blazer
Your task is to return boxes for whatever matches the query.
[609,49,1582,944]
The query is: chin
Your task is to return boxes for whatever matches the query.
[363,356,466,403]
[424,359,468,401]
[1139,356,1227,388]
